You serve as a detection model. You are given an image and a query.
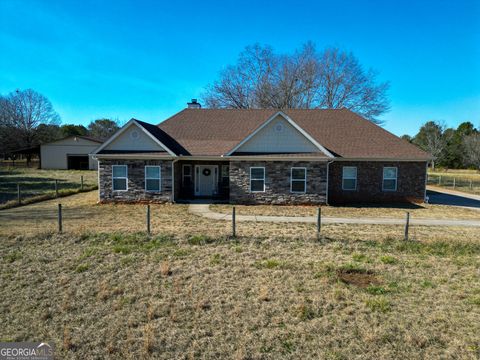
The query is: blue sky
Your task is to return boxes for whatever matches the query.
[0,0,479,136]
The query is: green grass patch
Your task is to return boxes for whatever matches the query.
[467,296,480,306]
[254,259,284,269]
[380,255,398,264]
[74,263,90,273]
[352,253,368,262]
[187,234,215,245]
[210,253,222,265]
[365,297,391,312]
[365,285,389,295]
[4,251,22,263]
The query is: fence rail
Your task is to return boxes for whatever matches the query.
[427,174,480,195]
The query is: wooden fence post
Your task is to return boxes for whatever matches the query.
[232,206,236,238]
[438,176,441,185]
[17,183,21,205]
[81,175,84,191]
[404,212,410,241]
[58,204,63,233]
[453,177,456,189]
[55,179,58,198]
[146,204,151,235]
[317,207,321,238]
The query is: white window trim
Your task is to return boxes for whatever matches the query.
[182,164,192,186]
[342,166,357,191]
[290,167,307,193]
[250,167,265,193]
[145,165,161,192]
[382,166,398,192]
[112,165,128,192]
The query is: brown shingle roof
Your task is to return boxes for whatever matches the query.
[157,108,430,160]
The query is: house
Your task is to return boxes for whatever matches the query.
[41,136,103,170]
[92,101,431,205]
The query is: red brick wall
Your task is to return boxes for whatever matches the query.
[328,161,427,204]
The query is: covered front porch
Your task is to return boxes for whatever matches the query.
[174,160,230,201]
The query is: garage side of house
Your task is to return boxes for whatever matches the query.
[40,136,103,170]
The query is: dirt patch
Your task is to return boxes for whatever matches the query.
[336,269,381,288]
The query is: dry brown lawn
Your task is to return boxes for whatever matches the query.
[1,191,480,359]
[211,203,480,220]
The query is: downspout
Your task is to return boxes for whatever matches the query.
[325,160,334,206]
[92,155,100,203]
[424,161,429,203]
[171,158,179,203]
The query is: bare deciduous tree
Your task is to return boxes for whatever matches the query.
[203,43,390,124]
[464,133,480,169]
[0,89,60,159]
[317,48,390,122]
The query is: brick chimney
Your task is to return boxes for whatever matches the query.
[187,99,201,109]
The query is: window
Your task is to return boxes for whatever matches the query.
[145,166,161,192]
[112,165,127,191]
[182,164,192,187]
[221,165,229,179]
[250,167,265,192]
[221,165,229,184]
[383,167,397,191]
[291,167,307,193]
[342,166,357,190]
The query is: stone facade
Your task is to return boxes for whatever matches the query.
[99,159,172,203]
[328,161,427,204]
[98,158,427,205]
[229,161,327,205]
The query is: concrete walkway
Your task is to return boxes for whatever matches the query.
[189,204,480,227]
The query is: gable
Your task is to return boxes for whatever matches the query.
[233,115,321,154]
[102,123,168,152]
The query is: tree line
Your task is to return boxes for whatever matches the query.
[402,121,480,170]
[0,89,120,160]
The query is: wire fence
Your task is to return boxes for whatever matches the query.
[0,175,97,210]
[0,160,40,168]
[427,173,480,195]
[2,198,473,245]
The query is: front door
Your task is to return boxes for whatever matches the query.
[195,165,218,196]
